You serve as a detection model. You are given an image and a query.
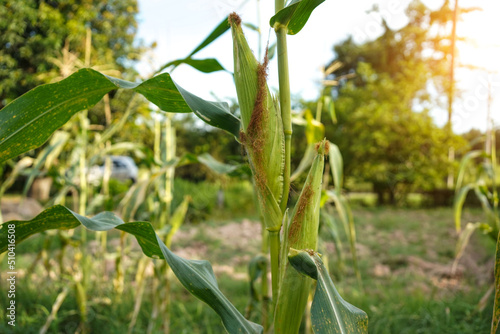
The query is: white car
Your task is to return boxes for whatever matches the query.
[88,156,138,185]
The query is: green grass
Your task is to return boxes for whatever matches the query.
[331,207,494,334]
[0,207,495,333]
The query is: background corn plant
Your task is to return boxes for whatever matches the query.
[453,126,499,334]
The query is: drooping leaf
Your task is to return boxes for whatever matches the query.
[0,157,33,197]
[452,222,492,274]
[455,150,484,191]
[320,209,344,274]
[0,68,241,163]
[22,131,70,197]
[473,186,499,231]
[197,153,239,175]
[288,249,368,334]
[453,184,474,232]
[270,0,325,35]
[172,83,241,137]
[326,190,361,284]
[0,69,116,164]
[0,206,263,334]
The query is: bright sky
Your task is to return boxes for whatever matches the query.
[136,0,499,133]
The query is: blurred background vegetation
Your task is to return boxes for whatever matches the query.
[0,0,498,333]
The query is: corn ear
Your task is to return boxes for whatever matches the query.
[274,139,327,333]
[229,13,285,231]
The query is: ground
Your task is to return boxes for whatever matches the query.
[0,201,495,333]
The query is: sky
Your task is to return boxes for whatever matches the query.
[135,0,500,134]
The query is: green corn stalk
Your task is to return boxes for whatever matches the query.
[274,140,326,333]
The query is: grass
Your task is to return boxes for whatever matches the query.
[334,207,494,333]
[0,207,495,333]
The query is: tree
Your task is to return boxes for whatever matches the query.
[333,63,464,204]
[0,0,143,108]
[325,0,468,204]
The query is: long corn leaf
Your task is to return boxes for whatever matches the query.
[0,68,241,163]
[0,206,263,334]
[288,249,368,334]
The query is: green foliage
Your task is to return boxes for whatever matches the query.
[0,205,263,333]
[270,0,325,35]
[330,62,464,200]
[0,0,143,108]
[323,0,470,202]
[289,249,368,334]
[0,68,240,164]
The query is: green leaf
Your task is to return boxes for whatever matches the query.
[320,209,344,273]
[326,190,361,284]
[155,17,230,74]
[452,222,492,273]
[0,69,116,164]
[453,184,473,232]
[455,150,484,191]
[270,0,325,35]
[0,68,241,163]
[22,131,70,197]
[288,249,368,334]
[0,157,33,197]
[197,153,251,177]
[188,17,231,58]
[160,58,226,73]
[0,206,263,334]
[328,141,343,190]
[172,82,241,137]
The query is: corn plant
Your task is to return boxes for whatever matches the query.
[0,2,368,332]
[453,126,499,334]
